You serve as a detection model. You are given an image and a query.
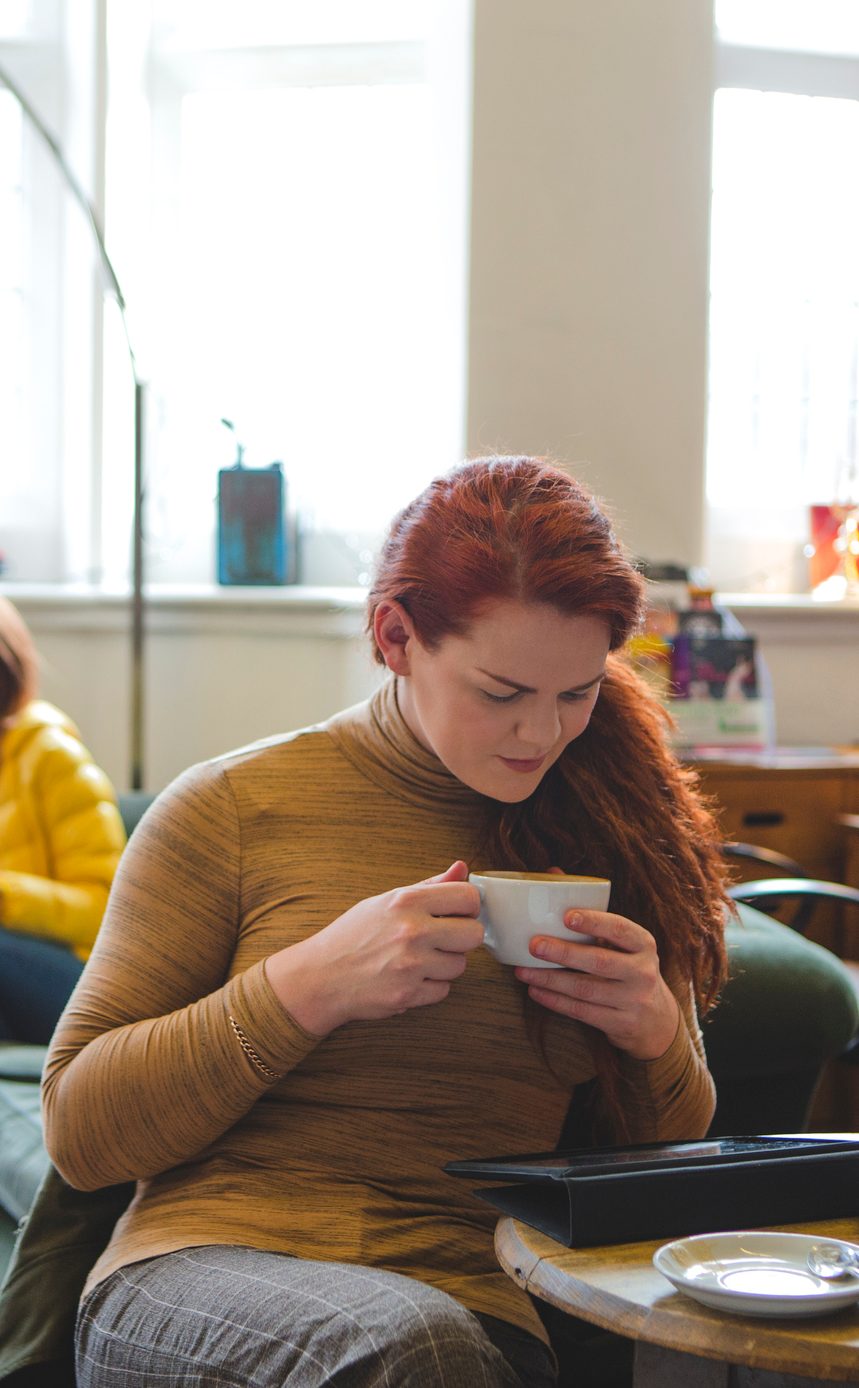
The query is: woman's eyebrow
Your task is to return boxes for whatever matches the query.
[476,667,606,694]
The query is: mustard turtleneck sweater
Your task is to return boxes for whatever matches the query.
[43,679,715,1344]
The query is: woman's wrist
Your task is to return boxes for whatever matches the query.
[264,938,342,1038]
[622,993,681,1062]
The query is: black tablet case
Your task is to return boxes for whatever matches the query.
[454,1144,859,1247]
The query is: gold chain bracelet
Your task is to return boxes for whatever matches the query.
[228,1014,282,1081]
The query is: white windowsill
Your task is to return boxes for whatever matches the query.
[5,581,859,610]
[716,592,859,616]
[3,582,859,640]
[0,581,367,607]
[1,582,369,637]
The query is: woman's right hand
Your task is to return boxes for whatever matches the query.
[263,861,483,1036]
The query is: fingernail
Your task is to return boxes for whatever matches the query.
[533,940,551,960]
[566,912,583,929]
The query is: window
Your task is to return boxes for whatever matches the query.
[0,0,472,588]
[706,1,859,591]
[0,1,69,582]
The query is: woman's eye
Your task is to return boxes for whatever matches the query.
[481,688,595,705]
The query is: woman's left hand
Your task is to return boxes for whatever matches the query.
[514,910,680,1061]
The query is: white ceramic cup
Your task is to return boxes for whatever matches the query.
[468,870,611,968]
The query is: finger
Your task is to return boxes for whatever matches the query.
[420,861,469,885]
[561,909,648,954]
[516,964,619,1006]
[428,915,485,954]
[525,982,622,1027]
[399,880,480,918]
[547,865,565,875]
[424,949,469,982]
[411,980,453,1009]
[527,935,631,976]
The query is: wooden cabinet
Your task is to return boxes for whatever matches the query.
[693,759,858,877]
[691,752,859,950]
[692,752,859,873]
[841,813,859,891]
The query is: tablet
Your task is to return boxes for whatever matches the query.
[443,1135,859,1182]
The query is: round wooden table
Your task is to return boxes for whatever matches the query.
[495,1215,859,1386]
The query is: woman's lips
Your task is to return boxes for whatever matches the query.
[498,755,547,773]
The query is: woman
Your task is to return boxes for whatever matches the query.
[0,597,125,1043]
[43,458,728,1388]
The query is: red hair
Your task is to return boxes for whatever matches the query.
[368,457,729,1141]
[368,456,645,658]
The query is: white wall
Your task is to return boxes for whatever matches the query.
[467,0,714,569]
[19,591,384,792]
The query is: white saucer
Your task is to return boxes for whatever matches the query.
[653,1231,859,1318]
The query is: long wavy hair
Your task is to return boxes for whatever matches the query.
[367,457,729,1139]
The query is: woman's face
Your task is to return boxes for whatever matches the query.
[386,599,612,803]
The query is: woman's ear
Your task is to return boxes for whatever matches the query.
[373,601,417,676]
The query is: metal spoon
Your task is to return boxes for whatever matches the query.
[807,1242,859,1280]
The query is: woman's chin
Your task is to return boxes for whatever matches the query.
[468,769,547,804]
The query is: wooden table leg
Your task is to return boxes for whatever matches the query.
[634,1341,859,1388]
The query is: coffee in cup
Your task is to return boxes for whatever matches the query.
[468,870,611,968]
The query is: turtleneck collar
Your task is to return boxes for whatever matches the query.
[325,677,484,812]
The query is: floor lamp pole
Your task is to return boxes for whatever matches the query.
[0,64,146,790]
[131,381,145,791]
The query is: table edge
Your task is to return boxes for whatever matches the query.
[494,1216,859,1382]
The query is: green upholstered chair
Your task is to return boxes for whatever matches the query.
[705,898,859,1133]
[710,842,859,1128]
[725,877,859,1073]
[0,1048,48,1231]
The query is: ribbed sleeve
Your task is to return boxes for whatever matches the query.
[616,977,716,1140]
[43,761,322,1189]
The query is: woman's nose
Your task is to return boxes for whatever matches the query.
[514,700,561,749]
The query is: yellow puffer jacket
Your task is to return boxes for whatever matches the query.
[0,701,126,960]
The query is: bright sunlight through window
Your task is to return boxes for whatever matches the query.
[127,82,457,585]
[99,2,470,588]
[0,1,469,588]
[706,1,859,591]
[707,88,859,508]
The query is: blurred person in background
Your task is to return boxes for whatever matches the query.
[0,596,126,1043]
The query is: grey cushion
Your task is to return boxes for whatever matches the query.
[0,1046,48,1224]
[0,1047,48,1084]
[117,791,155,840]
[0,1078,49,1224]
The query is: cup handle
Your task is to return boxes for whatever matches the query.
[474,883,494,950]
